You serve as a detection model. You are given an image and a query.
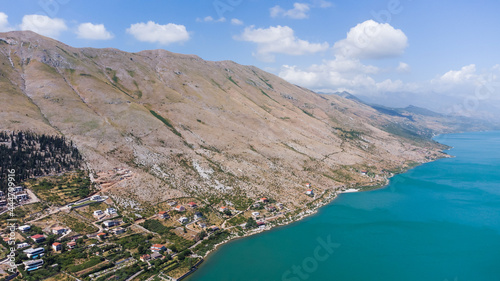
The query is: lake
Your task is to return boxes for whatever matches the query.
[190,131,500,281]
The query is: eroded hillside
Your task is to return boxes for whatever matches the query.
[0,31,448,210]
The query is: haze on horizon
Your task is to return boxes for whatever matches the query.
[2,0,499,120]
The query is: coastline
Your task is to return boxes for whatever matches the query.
[189,151,451,279]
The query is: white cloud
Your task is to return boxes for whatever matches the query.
[235,25,329,62]
[334,20,408,59]
[438,64,477,84]
[231,18,244,25]
[279,57,377,92]
[126,21,190,45]
[20,14,67,38]
[196,16,226,23]
[0,12,13,32]
[76,23,113,40]
[270,3,310,19]
[397,62,411,73]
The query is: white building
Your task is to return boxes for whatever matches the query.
[19,225,31,232]
[93,210,104,217]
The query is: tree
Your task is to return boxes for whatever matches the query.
[245,217,258,229]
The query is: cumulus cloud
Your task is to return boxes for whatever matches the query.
[126,21,190,45]
[270,3,310,19]
[334,20,408,59]
[196,16,226,23]
[235,25,329,62]
[76,23,113,40]
[231,18,244,25]
[279,57,383,93]
[20,14,67,38]
[0,12,13,32]
[438,64,477,84]
[397,62,411,73]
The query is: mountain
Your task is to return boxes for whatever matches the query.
[1,31,458,210]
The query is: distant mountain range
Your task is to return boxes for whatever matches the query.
[0,31,495,209]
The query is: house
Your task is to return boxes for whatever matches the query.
[67,241,77,249]
[23,247,45,259]
[17,242,30,249]
[277,203,284,209]
[0,200,6,206]
[97,232,107,240]
[16,194,28,201]
[151,252,163,259]
[199,222,207,228]
[31,234,45,243]
[187,202,197,208]
[157,211,169,219]
[150,244,166,252]
[93,210,104,218]
[218,206,228,212]
[19,225,31,232]
[259,197,268,203]
[257,221,266,226]
[305,189,314,196]
[112,227,126,235]
[361,170,368,176]
[23,259,43,271]
[103,220,119,228]
[174,205,186,212]
[210,226,219,231]
[252,212,260,217]
[178,217,189,224]
[91,195,101,201]
[105,208,117,215]
[140,254,151,262]
[252,203,261,209]
[167,201,177,206]
[13,186,23,193]
[52,226,66,235]
[52,242,62,252]
[305,183,311,188]
[194,212,203,220]
[265,205,276,212]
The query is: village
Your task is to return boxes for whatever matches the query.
[0,169,338,281]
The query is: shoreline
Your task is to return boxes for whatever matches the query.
[189,155,448,277]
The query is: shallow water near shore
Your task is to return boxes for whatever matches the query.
[189,131,500,281]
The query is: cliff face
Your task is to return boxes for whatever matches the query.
[0,31,448,208]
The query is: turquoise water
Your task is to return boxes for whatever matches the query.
[190,131,500,281]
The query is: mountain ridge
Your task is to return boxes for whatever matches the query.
[1,31,463,211]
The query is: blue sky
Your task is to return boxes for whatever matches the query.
[1,0,500,117]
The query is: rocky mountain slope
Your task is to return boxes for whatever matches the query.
[0,31,454,210]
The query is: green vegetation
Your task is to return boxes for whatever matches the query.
[301,108,314,117]
[260,90,278,103]
[0,131,83,192]
[245,217,258,229]
[227,76,241,88]
[193,230,231,256]
[95,263,141,281]
[68,256,104,273]
[149,110,182,137]
[28,170,93,205]
[140,220,194,250]
[334,127,363,141]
